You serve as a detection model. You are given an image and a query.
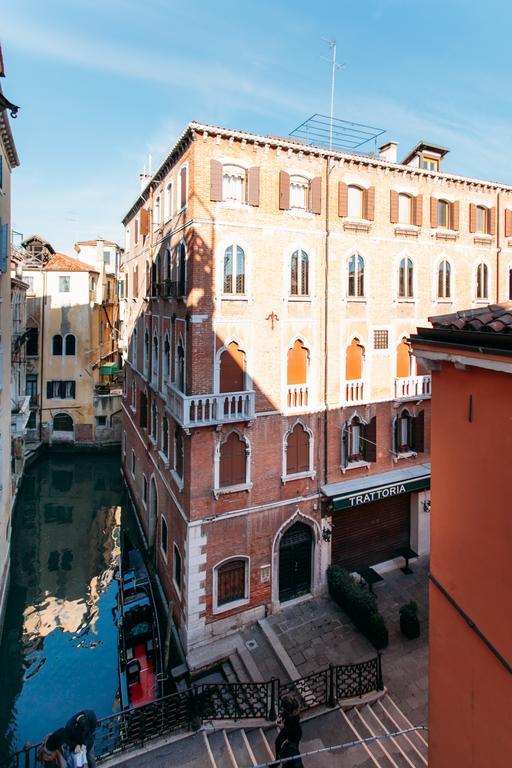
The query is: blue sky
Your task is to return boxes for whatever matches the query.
[4,0,512,254]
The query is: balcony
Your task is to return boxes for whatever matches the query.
[343,379,365,405]
[395,375,431,400]
[287,384,309,411]
[154,281,186,299]
[166,383,255,428]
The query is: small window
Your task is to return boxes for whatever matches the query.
[161,516,168,557]
[290,176,309,210]
[437,259,451,299]
[223,244,246,295]
[398,194,412,225]
[52,334,63,355]
[65,334,76,356]
[290,250,309,296]
[174,427,184,479]
[347,253,364,298]
[165,182,173,220]
[131,449,136,477]
[373,330,388,350]
[476,263,488,300]
[59,276,70,293]
[223,165,246,203]
[154,196,161,229]
[347,185,364,219]
[164,336,171,380]
[139,391,148,428]
[151,402,158,441]
[179,165,188,209]
[437,200,449,229]
[26,328,39,356]
[217,559,247,606]
[103,250,111,264]
[476,206,488,234]
[162,417,169,457]
[422,157,438,171]
[398,257,414,299]
[173,544,182,591]
[142,475,148,505]
[95,416,107,427]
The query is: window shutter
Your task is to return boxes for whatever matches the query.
[413,410,424,453]
[469,203,477,233]
[413,194,423,226]
[286,427,298,475]
[430,197,437,228]
[390,191,399,223]
[140,208,149,237]
[489,206,496,235]
[341,423,348,468]
[210,160,223,202]
[298,426,310,472]
[338,182,348,217]
[71,381,76,398]
[219,436,233,487]
[180,167,187,208]
[279,171,290,210]
[451,201,460,231]
[310,177,322,215]
[364,416,377,463]
[365,187,375,221]
[247,167,260,206]
[47,381,52,399]
[505,209,512,238]
[0,222,8,273]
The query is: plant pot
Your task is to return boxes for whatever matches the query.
[400,614,420,639]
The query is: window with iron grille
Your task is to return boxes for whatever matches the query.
[373,330,388,349]
[217,559,247,606]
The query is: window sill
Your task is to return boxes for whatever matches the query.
[396,298,416,304]
[343,219,371,232]
[158,451,170,467]
[341,460,370,474]
[473,235,493,245]
[434,230,458,241]
[394,225,419,237]
[393,450,417,463]
[217,200,248,210]
[212,597,250,616]
[281,470,316,484]
[149,436,157,447]
[435,298,453,304]
[221,294,249,301]
[284,208,315,218]
[346,297,366,303]
[474,299,490,304]
[288,296,311,302]
[171,469,184,491]
[213,482,253,499]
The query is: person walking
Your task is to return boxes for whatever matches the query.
[274,693,303,767]
[64,711,98,768]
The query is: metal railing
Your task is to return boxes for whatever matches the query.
[394,375,431,400]
[166,384,256,428]
[2,656,382,768]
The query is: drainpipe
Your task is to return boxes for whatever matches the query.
[323,156,331,486]
[496,188,501,303]
[39,268,46,443]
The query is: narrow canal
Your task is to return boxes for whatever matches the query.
[0,451,124,758]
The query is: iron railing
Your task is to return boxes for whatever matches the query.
[2,656,382,768]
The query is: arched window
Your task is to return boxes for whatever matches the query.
[139,391,148,428]
[345,338,364,381]
[398,257,414,298]
[437,259,451,299]
[286,423,310,475]
[223,244,245,295]
[164,335,171,380]
[162,416,169,457]
[174,427,184,478]
[151,401,158,441]
[53,413,73,432]
[396,409,413,453]
[152,336,159,384]
[290,175,309,210]
[348,253,364,297]
[287,340,308,385]
[437,199,450,229]
[346,415,364,462]
[143,329,149,375]
[52,334,63,355]
[64,334,76,356]
[396,337,412,378]
[219,341,245,393]
[131,380,136,408]
[398,193,412,225]
[177,242,187,296]
[154,195,161,228]
[476,205,488,234]
[220,432,247,487]
[216,559,248,607]
[347,185,364,219]
[176,341,185,392]
[476,262,488,300]
[165,182,173,221]
[164,248,171,287]
[222,165,246,203]
[290,250,309,296]
[132,326,138,367]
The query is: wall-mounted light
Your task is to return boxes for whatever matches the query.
[322,525,332,542]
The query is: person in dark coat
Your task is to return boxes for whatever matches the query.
[37,729,73,768]
[274,693,303,767]
[65,711,98,768]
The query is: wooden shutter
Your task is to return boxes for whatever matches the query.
[0,222,8,273]
[341,423,348,468]
[180,167,187,208]
[310,177,322,215]
[390,191,399,223]
[220,433,246,487]
[247,167,260,206]
[413,411,424,453]
[413,194,423,226]
[218,560,245,605]
[279,171,290,210]
[297,425,310,471]
[430,197,437,228]
[505,209,512,238]
[365,187,375,221]
[489,206,497,235]
[338,182,348,217]
[364,416,377,463]
[210,160,223,201]
[469,203,477,233]
[140,208,149,237]
[451,201,460,231]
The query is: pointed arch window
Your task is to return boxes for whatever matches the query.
[175,341,185,392]
[177,242,187,297]
[219,341,245,393]
[164,335,171,380]
[143,329,149,376]
[348,253,364,297]
[290,250,309,296]
[396,337,412,378]
[151,401,158,441]
[476,262,488,300]
[52,334,63,355]
[152,336,159,385]
[437,259,451,299]
[345,338,364,381]
[139,391,148,429]
[174,427,184,479]
[219,432,247,487]
[398,257,414,298]
[162,416,169,458]
[223,244,245,295]
[132,326,138,367]
[286,423,311,475]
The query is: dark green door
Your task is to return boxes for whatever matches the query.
[279,522,312,602]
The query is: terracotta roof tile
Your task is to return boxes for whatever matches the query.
[45,252,98,272]
[429,303,512,334]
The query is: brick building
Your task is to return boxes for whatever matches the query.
[120,121,512,653]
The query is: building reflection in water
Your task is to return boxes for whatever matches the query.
[0,452,123,757]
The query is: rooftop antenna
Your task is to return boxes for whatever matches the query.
[321,38,346,150]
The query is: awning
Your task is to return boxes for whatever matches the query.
[322,463,431,512]
[99,362,120,375]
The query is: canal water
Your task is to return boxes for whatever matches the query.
[0,451,124,758]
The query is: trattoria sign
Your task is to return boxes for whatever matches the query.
[332,476,430,511]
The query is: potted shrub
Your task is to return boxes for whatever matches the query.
[399,601,420,639]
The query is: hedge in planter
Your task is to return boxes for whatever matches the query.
[327,565,389,649]
[399,601,420,639]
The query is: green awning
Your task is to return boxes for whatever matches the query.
[99,362,120,375]
[322,464,431,512]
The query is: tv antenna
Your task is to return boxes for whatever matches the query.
[321,38,346,149]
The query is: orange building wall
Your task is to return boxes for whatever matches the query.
[429,361,512,767]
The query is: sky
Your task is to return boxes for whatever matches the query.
[3,0,512,255]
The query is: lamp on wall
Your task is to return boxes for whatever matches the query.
[322,525,332,542]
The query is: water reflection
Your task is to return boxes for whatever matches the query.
[0,452,123,758]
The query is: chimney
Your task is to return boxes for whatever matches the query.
[379,141,398,164]
[139,172,151,191]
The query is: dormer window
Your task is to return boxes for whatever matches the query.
[422,157,439,171]
[223,165,245,203]
[290,175,309,210]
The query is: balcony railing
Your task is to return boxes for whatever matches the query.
[167,384,255,428]
[395,375,431,400]
[154,280,186,299]
[287,384,309,410]
[343,378,365,405]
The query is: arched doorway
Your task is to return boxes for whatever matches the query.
[149,478,158,558]
[279,522,313,603]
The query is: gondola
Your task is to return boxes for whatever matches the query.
[115,537,164,709]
